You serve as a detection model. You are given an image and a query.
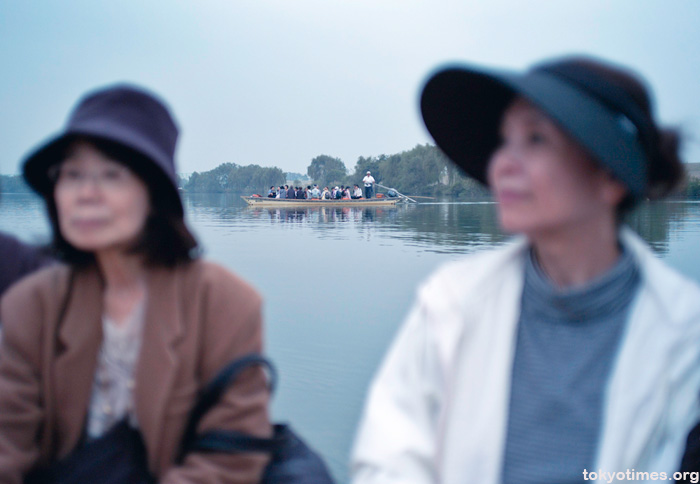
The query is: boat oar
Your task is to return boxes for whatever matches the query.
[374,183,417,203]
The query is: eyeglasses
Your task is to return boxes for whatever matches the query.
[50,164,136,191]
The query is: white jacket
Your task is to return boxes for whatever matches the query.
[351,228,700,484]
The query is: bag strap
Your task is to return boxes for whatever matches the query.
[178,354,278,462]
[185,426,283,454]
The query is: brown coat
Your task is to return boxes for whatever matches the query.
[0,260,271,483]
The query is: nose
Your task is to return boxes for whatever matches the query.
[74,173,103,199]
[487,145,521,185]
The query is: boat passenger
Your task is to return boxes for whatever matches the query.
[286,185,295,199]
[352,56,700,484]
[278,185,286,199]
[0,84,271,482]
[267,186,276,198]
[352,185,363,199]
[321,187,331,200]
[296,186,306,199]
[310,185,321,199]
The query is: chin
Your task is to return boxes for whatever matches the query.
[497,212,531,235]
[64,234,121,253]
[65,240,108,253]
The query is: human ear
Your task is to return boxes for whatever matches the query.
[600,173,628,206]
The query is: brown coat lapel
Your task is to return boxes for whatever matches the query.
[133,267,185,467]
[52,268,102,458]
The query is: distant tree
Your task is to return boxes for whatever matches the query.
[307,155,347,187]
[687,177,700,199]
[184,163,285,193]
[0,175,32,194]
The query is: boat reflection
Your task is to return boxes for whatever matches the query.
[247,205,397,224]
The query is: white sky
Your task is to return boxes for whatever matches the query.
[1,0,699,176]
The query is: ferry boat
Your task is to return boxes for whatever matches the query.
[241,195,402,207]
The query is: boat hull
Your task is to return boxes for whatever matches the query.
[241,196,401,207]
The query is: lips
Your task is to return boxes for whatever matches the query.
[70,218,109,230]
[495,189,530,204]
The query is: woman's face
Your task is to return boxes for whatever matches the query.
[487,98,626,239]
[53,140,151,255]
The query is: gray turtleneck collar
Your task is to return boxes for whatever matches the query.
[524,245,640,322]
[502,244,641,484]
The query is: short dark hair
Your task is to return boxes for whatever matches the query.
[45,137,199,267]
[570,59,685,215]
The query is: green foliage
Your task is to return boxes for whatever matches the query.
[185,163,285,194]
[307,155,347,188]
[686,177,700,199]
[343,144,489,199]
[0,175,33,194]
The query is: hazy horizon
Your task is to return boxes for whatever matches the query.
[2,1,699,176]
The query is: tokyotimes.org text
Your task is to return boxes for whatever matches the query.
[583,469,699,483]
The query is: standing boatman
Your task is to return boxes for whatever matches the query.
[362,171,376,199]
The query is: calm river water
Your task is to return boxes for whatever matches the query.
[2,192,700,482]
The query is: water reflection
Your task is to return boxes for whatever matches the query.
[382,202,508,254]
[181,192,697,257]
[251,205,399,223]
[625,201,692,254]
[243,202,512,255]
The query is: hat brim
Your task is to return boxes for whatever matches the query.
[23,130,184,217]
[420,64,647,197]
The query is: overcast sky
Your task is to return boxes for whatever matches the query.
[1,1,699,177]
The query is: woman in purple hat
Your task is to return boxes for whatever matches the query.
[352,57,700,483]
[0,85,271,482]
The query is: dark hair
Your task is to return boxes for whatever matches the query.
[568,59,685,212]
[45,137,199,267]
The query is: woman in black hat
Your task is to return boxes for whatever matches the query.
[352,57,700,484]
[0,85,271,482]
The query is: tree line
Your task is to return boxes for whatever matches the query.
[177,144,488,198]
[3,147,700,200]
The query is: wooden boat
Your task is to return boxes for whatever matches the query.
[241,196,402,207]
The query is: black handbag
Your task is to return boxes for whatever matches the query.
[23,419,154,484]
[24,354,333,483]
[179,353,336,484]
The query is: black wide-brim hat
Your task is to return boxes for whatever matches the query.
[23,83,183,217]
[420,56,653,199]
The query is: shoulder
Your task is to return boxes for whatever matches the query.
[176,259,262,314]
[621,228,700,325]
[1,264,72,351]
[1,263,71,312]
[0,232,47,263]
[416,237,528,309]
[0,232,52,294]
[0,231,29,253]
